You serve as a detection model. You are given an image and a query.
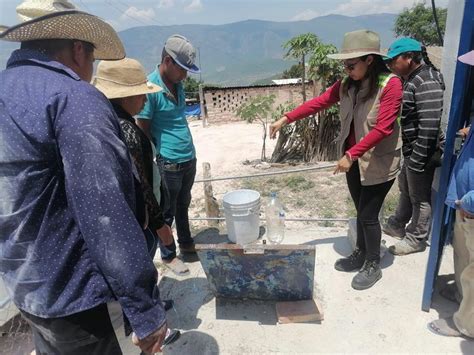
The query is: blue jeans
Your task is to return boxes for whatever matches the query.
[159,158,196,260]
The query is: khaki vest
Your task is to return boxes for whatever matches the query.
[338,73,402,186]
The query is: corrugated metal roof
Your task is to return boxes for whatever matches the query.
[272,78,302,85]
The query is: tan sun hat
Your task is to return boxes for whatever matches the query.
[327,29,386,60]
[0,0,125,60]
[92,58,162,99]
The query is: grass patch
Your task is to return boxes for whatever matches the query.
[320,209,336,227]
[295,200,306,208]
[381,190,400,221]
[346,196,357,217]
[284,175,315,192]
[239,175,293,197]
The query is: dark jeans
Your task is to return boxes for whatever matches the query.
[21,303,133,355]
[346,162,395,262]
[389,162,435,241]
[160,158,196,260]
[144,227,158,260]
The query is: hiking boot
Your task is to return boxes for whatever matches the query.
[388,237,426,256]
[428,317,463,337]
[382,218,405,239]
[179,242,196,254]
[334,248,365,272]
[351,260,382,290]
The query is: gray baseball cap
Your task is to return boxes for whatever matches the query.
[164,34,200,74]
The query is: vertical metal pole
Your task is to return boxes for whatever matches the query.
[421,0,473,312]
[198,47,202,83]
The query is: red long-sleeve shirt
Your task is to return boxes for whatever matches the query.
[285,77,403,159]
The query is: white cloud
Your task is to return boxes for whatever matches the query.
[121,6,156,22]
[332,0,448,16]
[184,0,203,13]
[158,0,175,9]
[291,9,320,21]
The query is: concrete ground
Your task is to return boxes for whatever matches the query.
[157,226,474,354]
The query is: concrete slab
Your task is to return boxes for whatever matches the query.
[156,226,473,354]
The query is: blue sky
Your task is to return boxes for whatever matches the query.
[0,0,449,31]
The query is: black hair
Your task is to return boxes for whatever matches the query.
[21,39,94,57]
[401,46,439,71]
[342,54,390,102]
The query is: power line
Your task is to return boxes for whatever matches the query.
[104,0,152,27]
[77,0,92,13]
[111,0,161,26]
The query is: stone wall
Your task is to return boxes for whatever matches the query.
[203,83,318,124]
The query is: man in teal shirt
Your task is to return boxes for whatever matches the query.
[137,34,200,274]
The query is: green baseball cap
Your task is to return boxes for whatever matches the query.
[385,37,422,60]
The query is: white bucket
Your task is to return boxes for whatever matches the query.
[222,189,261,245]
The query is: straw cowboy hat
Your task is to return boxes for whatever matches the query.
[92,58,162,99]
[0,0,125,60]
[327,29,386,60]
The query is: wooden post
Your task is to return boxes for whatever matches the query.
[203,162,219,226]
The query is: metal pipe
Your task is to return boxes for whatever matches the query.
[189,217,349,222]
[194,163,334,183]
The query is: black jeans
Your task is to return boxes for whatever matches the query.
[21,303,132,355]
[346,161,395,262]
[160,158,196,260]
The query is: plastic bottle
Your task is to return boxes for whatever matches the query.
[265,192,285,244]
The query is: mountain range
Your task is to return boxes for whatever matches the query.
[0,13,398,85]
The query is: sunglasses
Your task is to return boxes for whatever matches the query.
[343,59,362,71]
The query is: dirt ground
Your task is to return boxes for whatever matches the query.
[155,120,473,354]
[188,120,399,230]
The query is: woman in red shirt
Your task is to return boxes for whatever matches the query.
[270,30,403,290]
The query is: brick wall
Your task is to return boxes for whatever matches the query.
[203,83,319,123]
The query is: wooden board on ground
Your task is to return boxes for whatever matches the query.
[276,299,324,324]
[195,243,316,301]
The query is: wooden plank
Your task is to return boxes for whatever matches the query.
[196,244,315,301]
[276,299,324,324]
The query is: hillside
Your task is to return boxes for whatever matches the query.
[0,13,397,85]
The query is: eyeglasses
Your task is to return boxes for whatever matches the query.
[343,59,361,71]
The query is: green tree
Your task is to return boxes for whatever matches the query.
[308,43,343,92]
[394,2,447,46]
[281,63,304,79]
[236,95,275,161]
[271,40,343,163]
[183,76,200,100]
[283,33,320,102]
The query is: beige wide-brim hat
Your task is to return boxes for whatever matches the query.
[92,58,162,99]
[0,0,125,60]
[327,29,386,60]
